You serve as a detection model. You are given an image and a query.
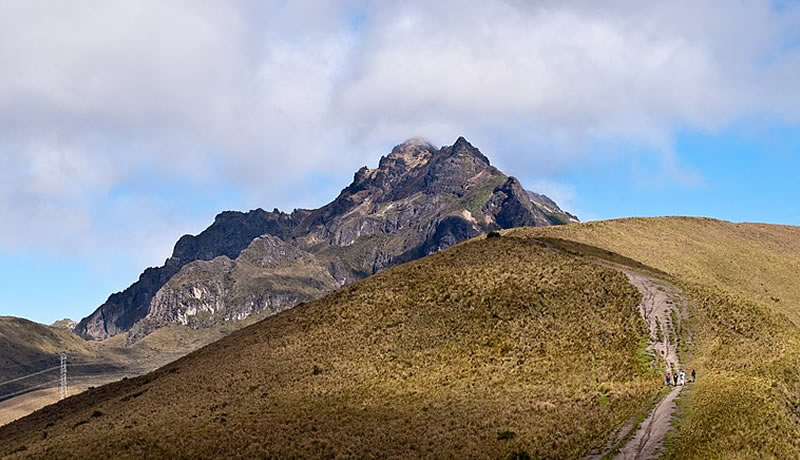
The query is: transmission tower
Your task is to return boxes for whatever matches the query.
[59,353,67,400]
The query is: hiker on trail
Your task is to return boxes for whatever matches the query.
[666,372,672,386]
[679,370,686,386]
[691,369,696,383]
[673,372,678,387]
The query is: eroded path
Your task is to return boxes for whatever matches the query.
[614,271,687,460]
[624,271,683,374]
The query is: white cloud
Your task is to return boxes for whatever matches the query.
[0,0,798,266]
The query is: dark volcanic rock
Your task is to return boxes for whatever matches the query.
[489,177,551,228]
[76,137,578,341]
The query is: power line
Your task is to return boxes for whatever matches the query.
[0,352,155,404]
[0,356,59,372]
[0,356,128,373]
[0,366,60,387]
[0,362,135,387]
[0,369,148,403]
[0,379,61,402]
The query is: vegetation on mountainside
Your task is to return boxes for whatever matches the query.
[462,173,507,217]
[7,217,794,458]
[0,236,660,459]
[519,217,800,458]
[316,233,392,278]
[542,210,572,225]
[0,314,269,406]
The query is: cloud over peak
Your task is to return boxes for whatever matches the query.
[0,0,798,265]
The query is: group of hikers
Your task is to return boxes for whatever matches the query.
[666,369,695,386]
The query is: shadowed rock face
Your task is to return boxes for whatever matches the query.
[76,137,578,341]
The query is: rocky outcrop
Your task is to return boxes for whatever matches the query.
[50,318,77,330]
[527,191,580,225]
[489,177,551,228]
[74,209,302,340]
[126,235,338,342]
[76,137,578,341]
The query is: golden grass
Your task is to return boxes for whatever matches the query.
[521,217,800,325]
[6,216,793,457]
[0,313,269,423]
[0,389,60,427]
[516,217,800,458]
[0,235,660,458]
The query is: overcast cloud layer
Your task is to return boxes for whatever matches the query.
[1,0,799,267]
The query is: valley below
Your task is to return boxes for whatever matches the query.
[0,315,272,427]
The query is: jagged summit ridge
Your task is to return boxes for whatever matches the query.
[75,137,577,341]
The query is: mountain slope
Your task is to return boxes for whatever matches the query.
[516,218,800,458]
[0,233,657,458]
[76,137,577,342]
[6,217,798,458]
[525,218,800,323]
[74,209,301,340]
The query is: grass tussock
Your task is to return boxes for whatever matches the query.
[519,217,800,458]
[0,235,660,458]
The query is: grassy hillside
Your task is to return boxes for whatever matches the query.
[0,314,269,408]
[518,217,800,458]
[0,235,660,458]
[1,317,98,369]
[0,317,133,393]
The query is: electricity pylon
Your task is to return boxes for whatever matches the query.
[59,354,67,400]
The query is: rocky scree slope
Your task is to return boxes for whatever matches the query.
[75,137,577,342]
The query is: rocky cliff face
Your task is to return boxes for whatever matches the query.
[76,137,578,341]
[126,235,339,341]
[74,209,302,340]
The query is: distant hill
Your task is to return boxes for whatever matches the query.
[75,137,577,342]
[0,314,267,405]
[0,316,131,402]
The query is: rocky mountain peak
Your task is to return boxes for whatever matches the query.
[391,137,436,154]
[75,136,578,342]
[327,137,497,228]
[443,136,491,165]
[378,138,436,172]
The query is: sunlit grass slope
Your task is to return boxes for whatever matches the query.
[518,217,800,458]
[0,235,660,458]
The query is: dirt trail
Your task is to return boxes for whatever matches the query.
[624,271,683,374]
[611,271,687,460]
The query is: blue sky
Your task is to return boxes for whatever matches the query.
[1,0,799,324]
[529,123,800,225]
